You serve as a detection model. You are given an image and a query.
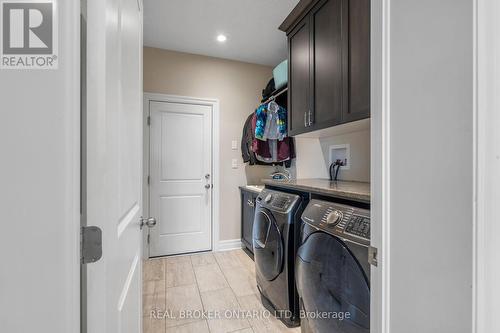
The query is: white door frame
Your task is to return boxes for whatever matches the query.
[143,93,220,257]
[473,0,500,332]
[372,0,500,332]
[370,0,390,332]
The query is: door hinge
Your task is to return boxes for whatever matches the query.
[81,226,103,264]
[147,233,150,244]
[147,175,150,185]
[147,116,151,126]
[368,246,378,267]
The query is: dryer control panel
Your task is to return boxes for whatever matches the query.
[302,199,371,246]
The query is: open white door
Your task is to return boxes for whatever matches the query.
[84,0,144,332]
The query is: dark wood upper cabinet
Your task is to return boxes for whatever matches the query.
[288,20,311,136]
[344,0,370,123]
[282,0,370,135]
[311,0,345,130]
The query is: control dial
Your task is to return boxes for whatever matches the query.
[264,194,273,203]
[325,210,342,226]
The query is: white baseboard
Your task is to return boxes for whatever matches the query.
[216,239,244,252]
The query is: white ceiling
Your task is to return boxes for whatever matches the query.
[143,0,300,67]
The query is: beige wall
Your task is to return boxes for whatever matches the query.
[293,138,329,179]
[144,47,274,242]
[319,129,371,182]
[292,129,370,182]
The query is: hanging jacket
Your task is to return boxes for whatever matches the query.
[256,102,288,141]
[277,105,287,139]
[241,113,271,166]
[264,101,287,141]
[252,113,271,158]
[255,104,267,141]
[278,137,295,162]
[252,112,295,165]
[241,113,254,164]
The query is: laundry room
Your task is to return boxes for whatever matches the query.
[141,0,371,332]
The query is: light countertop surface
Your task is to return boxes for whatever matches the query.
[262,178,370,203]
[239,185,265,194]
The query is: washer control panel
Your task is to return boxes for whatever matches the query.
[345,215,371,239]
[264,194,273,203]
[302,199,371,245]
[325,210,343,225]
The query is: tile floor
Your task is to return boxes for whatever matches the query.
[143,250,301,333]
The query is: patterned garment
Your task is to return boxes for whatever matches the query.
[255,102,288,141]
[255,104,268,140]
[275,103,287,140]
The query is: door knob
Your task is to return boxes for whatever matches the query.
[146,218,156,228]
[205,184,211,189]
[140,217,157,230]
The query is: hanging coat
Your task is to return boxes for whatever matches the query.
[241,113,271,166]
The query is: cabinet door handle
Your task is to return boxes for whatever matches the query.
[304,112,308,127]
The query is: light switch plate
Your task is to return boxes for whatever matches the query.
[232,159,238,169]
[231,140,238,150]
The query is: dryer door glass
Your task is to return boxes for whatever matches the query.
[296,232,370,333]
[253,208,283,281]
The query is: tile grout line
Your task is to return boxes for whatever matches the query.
[164,254,207,332]
[163,258,168,333]
[146,251,296,333]
[203,252,232,291]
[210,251,253,332]
[191,254,207,312]
[214,251,254,332]
[191,254,215,333]
[232,250,297,333]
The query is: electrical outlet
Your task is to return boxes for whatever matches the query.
[329,144,351,169]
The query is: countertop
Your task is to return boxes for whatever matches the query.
[239,185,265,194]
[262,178,370,203]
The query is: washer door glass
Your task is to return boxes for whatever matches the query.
[253,208,283,281]
[296,232,370,333]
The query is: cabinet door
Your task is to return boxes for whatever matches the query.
[288,19,311,136]
[241,191,256,252]
[311,0,345,130]
[343,0,370,122]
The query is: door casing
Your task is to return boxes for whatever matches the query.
[473,0,500,332]
[143,93,220,258]
[371,0,495,332]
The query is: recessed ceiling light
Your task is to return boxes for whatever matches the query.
[217,34,227,43]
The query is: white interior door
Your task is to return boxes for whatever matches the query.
[85,0,143,332]
[149,100,213,257]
